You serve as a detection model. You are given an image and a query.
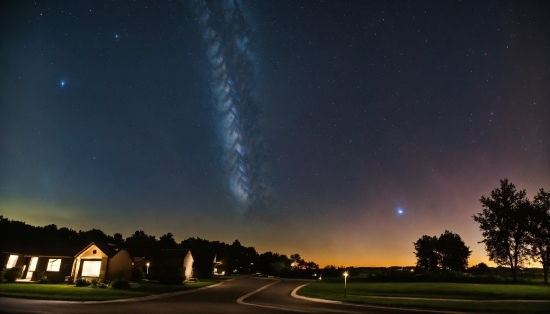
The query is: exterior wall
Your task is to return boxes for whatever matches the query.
[33,257,73,283]
[106,250,133,281]
[73,244,108,281]
[0,253,9,269]
[1,254,72,282]
[183,251,194,280]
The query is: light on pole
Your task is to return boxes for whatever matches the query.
[343,271,348,299]
[146,262,150,275]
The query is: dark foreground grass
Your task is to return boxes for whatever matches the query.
[298,281,550,313]
[0,280,218,301]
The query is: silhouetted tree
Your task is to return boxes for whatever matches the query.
[473,178,531,282]
[112,233,125,247]
[527,188,550,283]
[468,262,491,276]
[414,231,470,271]
[414,235,439,270]
[437,231,471,271]
[159,233,177,249]
[125,230,158,257]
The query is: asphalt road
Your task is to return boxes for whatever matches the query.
[0,277,444,314]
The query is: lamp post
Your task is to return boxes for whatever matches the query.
[343,271,348,299]
[146,262,150,275]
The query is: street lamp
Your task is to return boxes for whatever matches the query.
[343,271,348,299]
[146,262,150,275]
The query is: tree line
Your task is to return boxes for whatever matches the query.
[413,179,549,284]
[0,216,318,278]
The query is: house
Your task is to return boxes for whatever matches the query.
[153,249,194,280]
[1,248,76,283]
[71,242,133,282]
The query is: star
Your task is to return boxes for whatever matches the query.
[60,80,65,87]
[397,208,404,215]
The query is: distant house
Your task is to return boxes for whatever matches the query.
[1,248,76,283]
[71,242,133,282]
[153,249,194,280]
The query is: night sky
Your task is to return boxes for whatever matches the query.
[1,0,548,267]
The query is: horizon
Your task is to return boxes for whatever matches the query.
[1,1,548,270]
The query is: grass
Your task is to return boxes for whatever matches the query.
[298,280,550,313]
[0,280,219,301]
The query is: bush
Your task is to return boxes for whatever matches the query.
[37,271,49,284]
[131,266,145,282]
[111,279,131,290]
[75,278,91,287]
[149,265,184,285]
[2,268,22,283]
[90,278,107,288]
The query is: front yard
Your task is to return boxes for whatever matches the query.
[298,280,550,313]
[0,280,219,301]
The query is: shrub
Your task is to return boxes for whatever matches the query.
[37,271,49,284]
[131,266,145,282]
[75,278,91,287]
[157,266,184,285]
[111,279,131,290]
[2,268,22,283]
[90,278,107,288]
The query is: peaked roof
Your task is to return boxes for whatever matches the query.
[74,242,126,258]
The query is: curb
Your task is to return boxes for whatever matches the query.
[1,280,228,305]
[290,283,342,304]
[290,282,550,314]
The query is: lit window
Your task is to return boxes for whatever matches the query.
[81,261,101,277]
[6,255,18,268]
[29,257,38,271]
[47,259,61,272]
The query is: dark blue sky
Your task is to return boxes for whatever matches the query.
[1,0,548,266]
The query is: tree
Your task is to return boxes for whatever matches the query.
[473,178,531,282]
[528,188,550,284]
[159,232,177,249]
[414,231,470,271]
[125,230,158,257]
[437,230,471,271]
[413,235,439,270]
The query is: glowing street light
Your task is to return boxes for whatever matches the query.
[343,271,348,299]
[146,262,150,275]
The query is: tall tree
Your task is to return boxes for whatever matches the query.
[437,230,471,271]
[528,188,550,284]
[473,178,531,282]
[413,235,439,270]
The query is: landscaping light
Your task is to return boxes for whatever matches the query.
[146,262,150,275]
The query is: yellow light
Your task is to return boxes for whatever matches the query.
[343,271,348,277]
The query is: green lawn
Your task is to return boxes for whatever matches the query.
[0,280,218,301]
[298,281,550,313]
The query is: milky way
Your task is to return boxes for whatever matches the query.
[193,0,269,216]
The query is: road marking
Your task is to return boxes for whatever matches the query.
[237,279,310,313]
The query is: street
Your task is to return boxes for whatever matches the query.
[0,277,443,313]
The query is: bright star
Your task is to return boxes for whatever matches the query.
[115,33,119,39]
[397,208,404,215]
[60,80,65,87]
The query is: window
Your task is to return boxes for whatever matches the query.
[47,259,61,272]
[6,255,18,268]
[29,257,38,271]
[81,261,101,277]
